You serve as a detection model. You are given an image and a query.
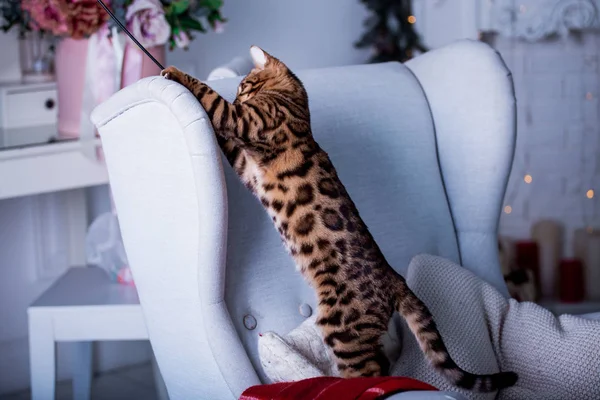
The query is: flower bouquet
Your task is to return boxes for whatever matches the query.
[21,0,110,39]
[13,0,225,47]
[8,0,225,138]
[109,0,226,50]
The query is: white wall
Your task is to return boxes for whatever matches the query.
[412,0,479,50]
[411,0,600,256]
[166,0,370,79]
[0,0,371,395]
[492,33,600,255]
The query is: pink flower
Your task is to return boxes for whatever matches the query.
[22,0,109,39]
[126,0,170,48]
[22,0,69,36]
[174,31,191,49]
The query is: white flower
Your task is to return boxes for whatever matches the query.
[174,31,191,49]
[126,0,171,48]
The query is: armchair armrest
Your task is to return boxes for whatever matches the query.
[405,40,516,298]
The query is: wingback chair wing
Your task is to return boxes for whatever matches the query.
[91,39,515,400]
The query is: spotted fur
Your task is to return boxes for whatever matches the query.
[161,46,518,392]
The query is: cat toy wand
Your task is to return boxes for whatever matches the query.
[96,0,165,70]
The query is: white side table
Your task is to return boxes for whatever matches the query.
[28,267,168,400]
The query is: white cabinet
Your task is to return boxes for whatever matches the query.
[0,82,58,129]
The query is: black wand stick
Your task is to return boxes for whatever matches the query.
[96,0,165,70]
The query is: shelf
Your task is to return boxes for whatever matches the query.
[0,125,109,200]
[29,266,147,342]
[31,266,140,308]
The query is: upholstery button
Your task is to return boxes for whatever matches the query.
[243,314,257,330]
[299,303,312,317]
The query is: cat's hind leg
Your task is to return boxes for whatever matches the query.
[318,312,389,378]
[332,340,389,378]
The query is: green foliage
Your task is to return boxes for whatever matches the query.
[198,0,223,9]
[167,0,190,15]
[0,0,33,35]
[355,0,427,63]
[163,0,225,50]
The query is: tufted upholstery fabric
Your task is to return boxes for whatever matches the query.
[91,40,515,400]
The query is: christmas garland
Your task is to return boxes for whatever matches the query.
[355,0,427,63]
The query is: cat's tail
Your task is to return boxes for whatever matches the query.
[394,278,518,393]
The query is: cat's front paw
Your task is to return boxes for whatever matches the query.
[161,66,184,83]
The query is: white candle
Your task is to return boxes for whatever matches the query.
[585,232,600,301]
[531,220,562,299]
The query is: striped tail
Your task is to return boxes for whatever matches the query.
[395,279,518,392]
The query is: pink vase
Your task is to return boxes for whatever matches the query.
[120,44,166,89]
[55,38,89,139]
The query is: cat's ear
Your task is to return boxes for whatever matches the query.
[250,45,269,70]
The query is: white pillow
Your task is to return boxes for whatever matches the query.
[257,315,336,382]
[257,314,402,383]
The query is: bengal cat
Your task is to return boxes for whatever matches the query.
[161,46,518,392]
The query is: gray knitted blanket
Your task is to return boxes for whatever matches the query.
[258,254,600,399]
[392,254,600,400]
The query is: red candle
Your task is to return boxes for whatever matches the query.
[559,259,585,303]
[515,241,540,288]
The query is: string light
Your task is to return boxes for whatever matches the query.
[502,156,525,217]
[587,189,595,199]
[586,92,594,100]
[407,15,416,24]
[524,174,532,184]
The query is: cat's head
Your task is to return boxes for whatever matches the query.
[235,46,305,103]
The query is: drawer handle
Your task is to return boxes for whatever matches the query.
[45,99,55,110]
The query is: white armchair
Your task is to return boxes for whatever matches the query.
[91,40,515,399]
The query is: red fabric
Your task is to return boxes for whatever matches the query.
[515,241,540,287]
[559,258,585,303]
[239,377,438,400]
